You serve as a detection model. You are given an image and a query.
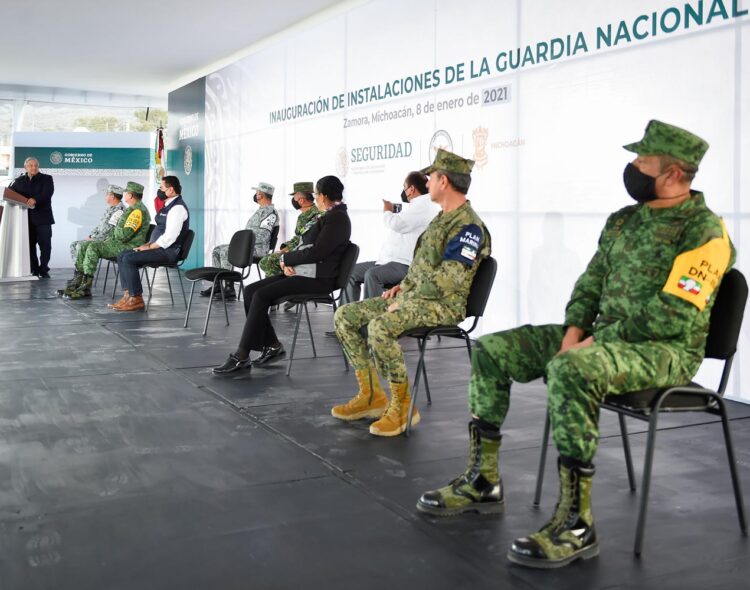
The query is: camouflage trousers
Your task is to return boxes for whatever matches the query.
[334,296,462,384]
[212,244,231,270]
[469,323,694,463]
[259,251,283,277]
[70,240,87,262]
[75,240,132,276]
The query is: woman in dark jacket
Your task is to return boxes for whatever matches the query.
[213,175,351,375]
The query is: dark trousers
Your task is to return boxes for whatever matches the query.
[238,275,336,354]
[118,248,177,297]
[28,223,52,274]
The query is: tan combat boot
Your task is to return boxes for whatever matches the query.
[108,290,130,309]
[116,295,145,312]
[369,381,420,437]
[331,366,388,421]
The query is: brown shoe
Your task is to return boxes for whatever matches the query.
[108,290,130,309]
[115,295,145,312]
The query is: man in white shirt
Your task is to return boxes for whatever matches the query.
[113,176,190,312]
[341,171,438,305]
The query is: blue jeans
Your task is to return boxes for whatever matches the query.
[117,248,177,297]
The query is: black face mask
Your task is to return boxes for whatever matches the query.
[623,163,658,203]
[400,189,409,203]
[253,194,259,203]
[156,189,168,201]
[291,197,301,210]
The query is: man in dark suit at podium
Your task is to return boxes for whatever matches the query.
[9,156,55,278]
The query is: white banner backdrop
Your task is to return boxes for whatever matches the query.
[12,132,155,270]
[202,0,749,402]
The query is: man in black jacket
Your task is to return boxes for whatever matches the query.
[10,157,55,277]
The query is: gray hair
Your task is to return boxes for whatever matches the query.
[24,157,40,166]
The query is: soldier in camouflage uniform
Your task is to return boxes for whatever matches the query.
[259,182,320,277]
[61,182,151,300]
[202,180,280,300]
[333,149,491,437]
[417,121,735,570]
[68,185,126,261]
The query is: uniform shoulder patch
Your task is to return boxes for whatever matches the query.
[260,212,279,231]
[444,223,483,267]
[124,209,143,232]
[109,209,124,226]
[662,220,732,311]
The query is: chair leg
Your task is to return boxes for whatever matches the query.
[419,338,432,405]
[303,303,317,358]
[220,279,230,326]
[286,304,303,377]
[111,265,120,299]
[618,413,637,491]
[533,411,552,506]
[164,267,175,305]
[634,411,660,556]
[145,268,156,311]
[715,397,748,534]
[202,279,219,337]
[184,282,197,328]
[406,338,427,437]
[93,258,102,287]
[177,268,187,308]
[102,260,111,295]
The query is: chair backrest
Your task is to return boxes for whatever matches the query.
[145,224,155,242]
[705,268,748,360]
[227,229,256,269]
[177,229,195,264]
[268,224,281,252]
[465,256,498,319]
[335,242,360,291]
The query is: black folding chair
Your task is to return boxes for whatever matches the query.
[271,242,360,376]
[183,230,255,336]
[142,229,195,311]
[399,256,498,436]
[252,225,280,281]
[533,268,748,556]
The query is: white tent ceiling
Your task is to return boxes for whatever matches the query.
[0,0,350,102]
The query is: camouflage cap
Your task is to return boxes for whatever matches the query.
[289,181,314,195]
[252,181,275,196]
[107,184,124,197]
[420,148,475,176]
[623,120,709,168]
[124,181,144,194]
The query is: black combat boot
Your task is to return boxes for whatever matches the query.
[57,270,83,296]
[508,456,598,569]
[65,274,94,300]
[417,420,504,516]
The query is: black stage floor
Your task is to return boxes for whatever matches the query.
[1,271,749,590]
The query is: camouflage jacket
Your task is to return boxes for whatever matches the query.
[246,205,279,257]
[109,200,151,246]
[565,192,735,368]
[398,200,491,318]
[89,202,125,240]
[282,205,320,251]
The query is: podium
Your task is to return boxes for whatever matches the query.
[0,187,35,281]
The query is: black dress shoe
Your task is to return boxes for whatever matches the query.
[212,353,251,375]
[325,331,338,338]
[222,286,237,301]
[38,271,50,279]
[200,286,213,297]
[251,343,286,365]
